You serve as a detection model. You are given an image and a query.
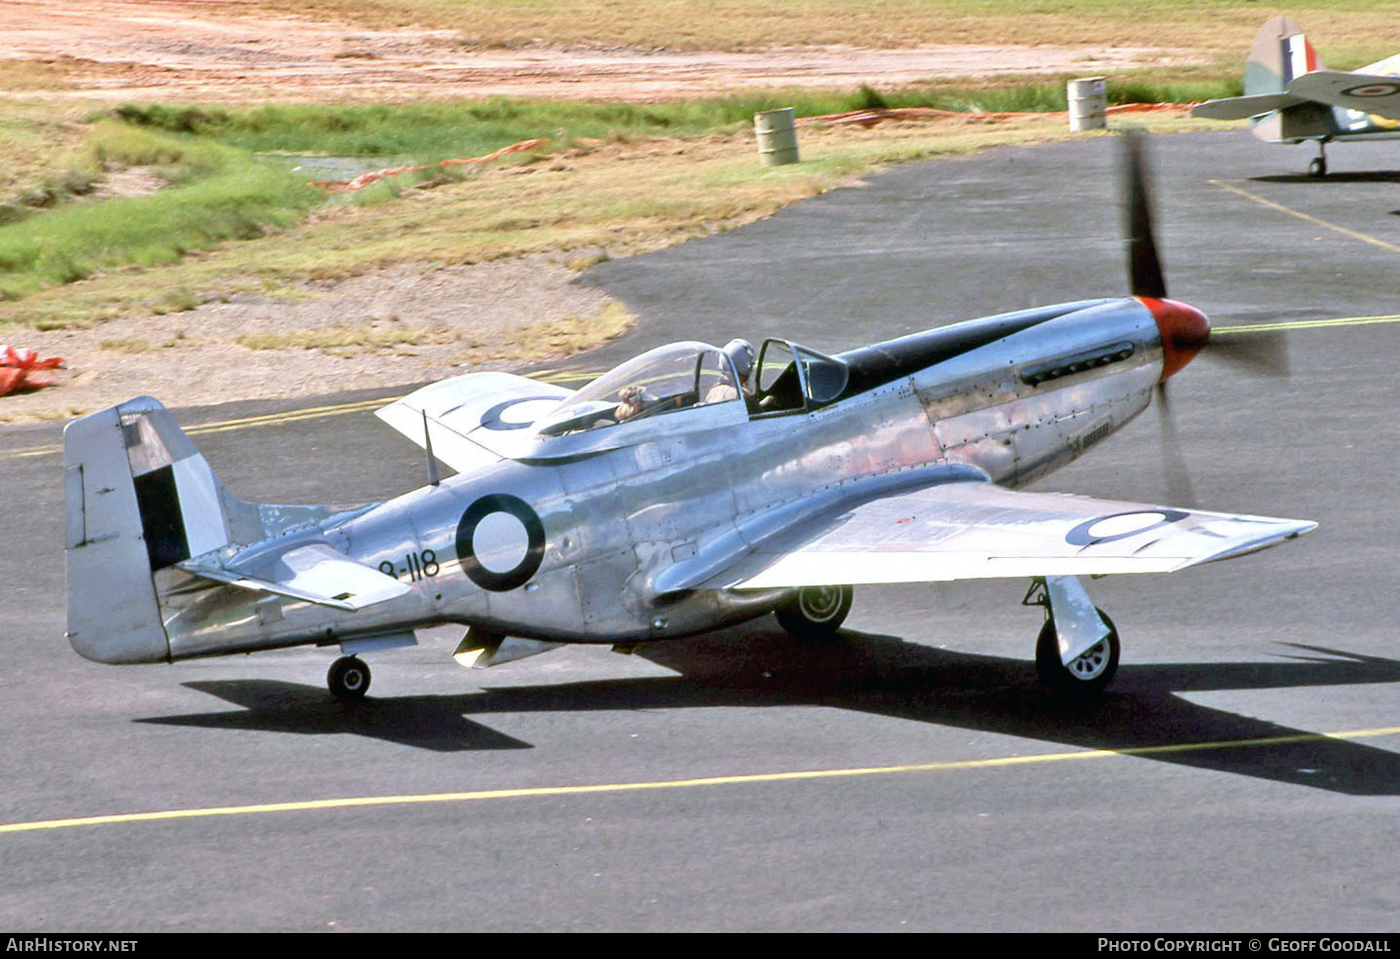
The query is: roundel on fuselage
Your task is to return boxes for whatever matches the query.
[455,494,546,591]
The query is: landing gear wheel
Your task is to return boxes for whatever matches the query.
[1309,155,1327,178]
[775,585,853,638]
[1035,609,1120,699]
[328,656,371,702]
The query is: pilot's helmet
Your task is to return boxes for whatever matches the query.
[722,338,756,383]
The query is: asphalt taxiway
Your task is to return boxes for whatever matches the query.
[2,131,1399,931]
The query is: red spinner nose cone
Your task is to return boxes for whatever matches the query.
[1142,297,1210,381]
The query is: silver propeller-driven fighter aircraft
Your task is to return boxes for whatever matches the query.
[63,134,1314,702]
[1192,16,1400,177]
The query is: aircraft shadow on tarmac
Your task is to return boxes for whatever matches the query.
[140,682,535,753]
[140,625,1400,795]
[1250,171,1400,185]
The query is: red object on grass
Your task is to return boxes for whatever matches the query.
[0,345,64,396]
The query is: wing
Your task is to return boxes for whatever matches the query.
[708,480,1315,590]
[1191,93,1304,121]
[376,372,573,474]
[1286,70,1400,120]
[179,542,411,611]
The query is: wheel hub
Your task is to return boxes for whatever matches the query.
[1067,640,1110,681]
[800,586,843,621]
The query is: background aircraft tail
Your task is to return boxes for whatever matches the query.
[1245,16,1321,95]
[1191,17,1337,133]
[1242,16,1343,143]
[63,397,241,663]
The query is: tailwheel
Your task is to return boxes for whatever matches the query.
[328,656,371,702]
[775,585,853,638]
[1034,609,1120,699]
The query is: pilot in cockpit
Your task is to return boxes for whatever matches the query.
[614,384,649,421]
[704,338,757,405]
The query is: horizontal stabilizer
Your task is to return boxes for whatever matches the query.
[179,543,411,611]
[1191,93,1303,120]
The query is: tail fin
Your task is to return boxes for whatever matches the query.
[1240,16,1342,143]
[1245,16,1322,95]
[64,397,235,664]
[1190,18,1330,124]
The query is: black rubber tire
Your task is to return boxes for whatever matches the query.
[1035,608,1120,699]
[1309,156,1327,178]
[328,656,371,702]
[775,585,853,638]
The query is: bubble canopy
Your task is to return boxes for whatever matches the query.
[536,342,739,436]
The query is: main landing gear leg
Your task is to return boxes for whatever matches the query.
[1023,577,1120,698]
[328,656,371,702]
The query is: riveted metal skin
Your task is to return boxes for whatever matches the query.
[69,295,1190,664]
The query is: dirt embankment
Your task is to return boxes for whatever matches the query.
[0,0,1191,419]
[0,0,1185,103]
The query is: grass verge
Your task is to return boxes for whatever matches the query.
[0,109,1223,332]
[0,121,321,302]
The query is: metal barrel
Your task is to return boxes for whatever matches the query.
[754,108,800,167]
[1067,77,1107,132]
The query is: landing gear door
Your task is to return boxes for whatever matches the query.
[1045,575,1111,665]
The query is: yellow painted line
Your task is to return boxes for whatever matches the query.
[537,368,603,385]
[3,397,392,461]
[1208,178,1400,255]
[3,724,1397,836]
[1,369,605,461]
[1213,313,1400,335]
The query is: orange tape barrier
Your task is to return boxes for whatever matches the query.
[799,102,1192,128]
[310,138,548,193]
[0,345,63,397]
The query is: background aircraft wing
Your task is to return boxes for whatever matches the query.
[710,481,1315,589]
[1285,70,1400,119]
[376,372,573,474]
[1191,92,1305,120]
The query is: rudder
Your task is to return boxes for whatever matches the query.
[64,397,233,663]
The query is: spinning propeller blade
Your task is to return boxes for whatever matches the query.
[1203,327,1290,376]
[1154,382,1197,508]
[1120,131,1287,506]
[1122,130,1289,376]
[1122,130,1167,300]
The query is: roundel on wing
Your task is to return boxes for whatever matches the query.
[1342,82,1400,99]
[1064,509,1190,547]
[480,396,564,431]
[456,494,546,591]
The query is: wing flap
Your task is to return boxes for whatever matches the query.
[713,482,1315,589]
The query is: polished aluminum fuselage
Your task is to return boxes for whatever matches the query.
[157,297,1166,659]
